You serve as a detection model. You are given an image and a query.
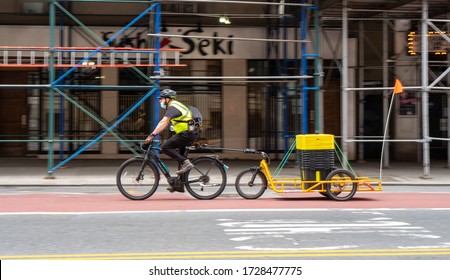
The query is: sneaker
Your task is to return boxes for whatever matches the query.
[167,184,185,193]
[176,159,194,175]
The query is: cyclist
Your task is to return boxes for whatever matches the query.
[144,89,199,192]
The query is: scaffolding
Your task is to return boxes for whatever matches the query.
[337,0,450,178]
[148,0,319,156]
[1,0,447,179]
[265,0,320,155]
[0,0,170,176]
[0,0,318,175]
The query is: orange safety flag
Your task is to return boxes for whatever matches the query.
[393,79,404,94]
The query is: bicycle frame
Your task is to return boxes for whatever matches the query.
[139,142,226,186]
[145,147,172,180]
[135,142,187,190]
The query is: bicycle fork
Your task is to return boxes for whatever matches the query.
[247,167,261,186]
[135,154,151,183]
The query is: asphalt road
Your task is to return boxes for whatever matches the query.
[1,208,450,260]
[1,186,450,260]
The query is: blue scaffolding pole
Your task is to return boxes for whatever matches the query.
[281,0,320,155]
[300,0,309,135]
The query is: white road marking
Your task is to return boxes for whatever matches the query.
[399,243,450,249]
[235,245,360,251]
[217,213,448,250]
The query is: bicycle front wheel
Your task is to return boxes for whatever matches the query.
[184,157,227,200]
[235,168,267,199]
[116,157,160,200]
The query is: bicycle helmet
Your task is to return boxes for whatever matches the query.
[159,89,177,99]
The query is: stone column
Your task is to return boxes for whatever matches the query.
[222,59,247,154]
[100,67,119,156]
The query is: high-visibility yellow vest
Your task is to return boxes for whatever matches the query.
[169,100,193,133]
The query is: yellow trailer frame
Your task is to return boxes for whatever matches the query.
[261,159,382,193]
[234,149,382,201]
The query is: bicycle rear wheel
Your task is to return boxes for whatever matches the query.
[235,168,267,199]
[325,169,357,201]
[184,157,227,200]
[116,157,159,200]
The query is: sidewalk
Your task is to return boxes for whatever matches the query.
[0,157,449,187]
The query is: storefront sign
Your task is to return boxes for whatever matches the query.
[407,31,449,56]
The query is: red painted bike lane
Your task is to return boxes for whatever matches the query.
[1,192,450,213]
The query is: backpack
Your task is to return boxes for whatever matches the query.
[188,106,203,132]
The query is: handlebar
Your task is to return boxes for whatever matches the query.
[243,148,269,162]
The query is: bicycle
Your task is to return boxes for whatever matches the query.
[235,149,381,201]
[116,141,228,200]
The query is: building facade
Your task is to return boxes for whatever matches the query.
[0,1,448,175]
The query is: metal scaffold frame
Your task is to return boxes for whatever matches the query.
[265,0,320,155]
[147,0,319,156]
[46,0,162,176]
[0,0,321,175]
[0,0,167,176]
[2,1,447,180]
[339,0,450,178]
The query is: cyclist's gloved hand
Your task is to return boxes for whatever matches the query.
[144,133,156,144]
[142,134,155,150]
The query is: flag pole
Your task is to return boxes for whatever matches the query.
[379,79,403,181]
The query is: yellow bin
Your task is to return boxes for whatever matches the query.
[296,134,334,150]
[296,134,335,187]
